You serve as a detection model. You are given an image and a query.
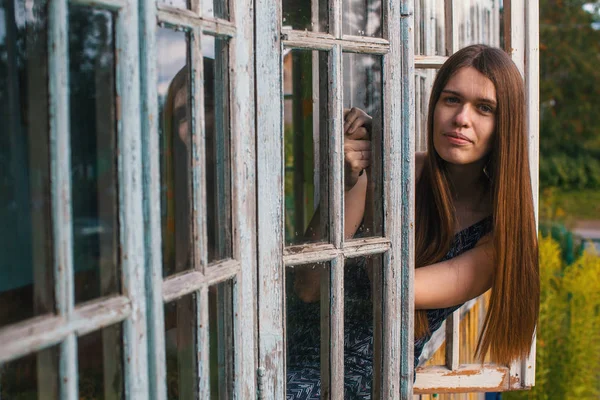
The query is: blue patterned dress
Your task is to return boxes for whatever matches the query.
[286,217,492,399]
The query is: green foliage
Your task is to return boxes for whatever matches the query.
[539,0,600,190]
[504,236,600,399]
[539,187,600,222]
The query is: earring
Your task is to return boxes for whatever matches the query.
[483,164,491,180]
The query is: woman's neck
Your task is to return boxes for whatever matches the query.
[445,160,490,209]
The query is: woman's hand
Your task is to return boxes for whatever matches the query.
[344,107,372,192]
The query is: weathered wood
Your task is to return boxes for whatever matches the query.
[230,0,258,395]
[284,238,391,265]
[414,55,447,69]
[396,1,416,398]
[504,0,525,76]
[157,7,236,37]
[0,296,132,364]
[162,261,240,302]
[445,311,460,370]
[414,364,517,393]
[190,27,208,272]
[115,2,150,394]
[197,286,210,399]
[48,0,77,395]
[255,0,285,395]
[329,255,345,399]
[319,263,331,399]
[523,0,540,389]
[139,0,167,395]
[444,0,458,55]
[417,297,479,365]
[282,30,389,54]
[329,41,344,400]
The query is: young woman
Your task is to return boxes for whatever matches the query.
[287,44,539,398]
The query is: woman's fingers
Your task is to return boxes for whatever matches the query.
[343,107,373,138]
[344,138,372,191]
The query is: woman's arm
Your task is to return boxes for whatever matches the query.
[294,108,372,303]
[414,234,494,309]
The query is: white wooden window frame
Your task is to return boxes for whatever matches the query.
[0,0,256,396]
[256,0,538,398]
[256,0,414,398]
[139,0,256,397]
[0,0,149,397]
[413,0,539,394]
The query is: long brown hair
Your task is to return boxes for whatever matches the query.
[415,44,539,365]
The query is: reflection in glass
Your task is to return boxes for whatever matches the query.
[78,324,124,398]
[0,346,59,399]
[286,262,330,393]
[342,52,383,238]
[343,0,382,37]
[413,0,500,56]
[69,5,120,303]
[203,0,229,19]
[158,28,192,277]
[165,293,198,399]
[415,69,433,152]
[284,49,329,246]
[344,254,383,398]
[0,0,54,328]
[209,280,234,398]
[204,36,232,263]
[282,0,328,32]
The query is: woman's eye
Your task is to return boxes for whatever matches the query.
[478,104,494,113]
[445,96,460,104]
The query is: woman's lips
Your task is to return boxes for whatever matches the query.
[443,133,472,145]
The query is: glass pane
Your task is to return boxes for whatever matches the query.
[159,0,189,10]
[414,0,446,56]
[158,28,193,277]
[282,0,328,32]
[284,49,329,246]
[343,0,382,37]
[0,0,54,328]
[209,280,234,398]
[344,254,383,398]
[454,1,500,49]
[69,6,120,304]
[78,324,124,398]
[203,0,229,19]
[414,0,501,56]
[0,346,59,399]
[342,52,383,238]
[286,262,330,398]
[165,293,198,399]
[204,36,232,263]
[415,68,435,152]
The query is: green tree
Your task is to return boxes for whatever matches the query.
[539,0,600,189]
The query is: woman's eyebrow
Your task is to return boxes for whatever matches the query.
[441,89,497,106]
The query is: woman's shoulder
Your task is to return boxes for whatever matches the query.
[416,151,427,181]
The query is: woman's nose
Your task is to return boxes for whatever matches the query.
[453,105,472,127]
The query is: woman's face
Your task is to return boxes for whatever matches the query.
[432,66,497,167]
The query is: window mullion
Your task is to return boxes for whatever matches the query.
[48,0,78,396]
[444,0,459,55]
[115,1,150,396]
[139,0,167,394]
[523,0,539,388]
[229,0,258,395]
[383,0,415,398]
[191,26,207,272]
[255,0,285,396]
